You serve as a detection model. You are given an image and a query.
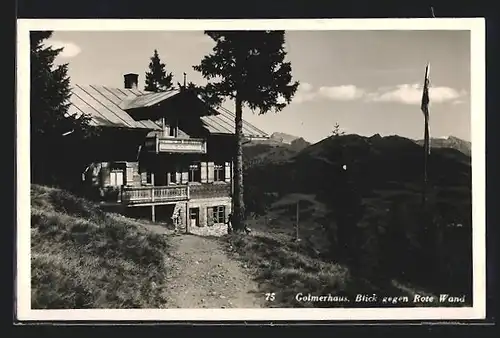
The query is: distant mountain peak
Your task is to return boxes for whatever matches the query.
[270,132,303,145]
[414,135,471,156]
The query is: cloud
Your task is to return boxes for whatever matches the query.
[300,82,314,92]
[293,82,317,103]
[291,82,467,106]
[293,83,364,103]
[318,85,365,101]
[47,40,82,58]
[367,83,466,105]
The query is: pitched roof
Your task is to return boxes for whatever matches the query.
[119,89,178,110]
[68,84,161,130]
[67,85,268,138]
[200,106,268,138]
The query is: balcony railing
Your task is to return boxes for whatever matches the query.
[144,135,207,154]
[121,185,189,205]
[189,183,231,199]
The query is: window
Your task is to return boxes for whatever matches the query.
[214,163,225,182]
[188,163,201,182]
[146,172,153,184]
[169,171,177,184]
[212,206,225,224]
[190,208,200,227]
[169,120,179,137]
[110,170,123,187]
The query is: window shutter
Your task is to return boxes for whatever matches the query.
[181,171,189,183]
[201,162,208,183]
[116,171,124,186]
[221,206,226,224]
[126,167,134,185]
[207,207,214,226]
[225,162,231,183]
[214,206,220,224]
[207,162,215,183]
[224,205,230,223]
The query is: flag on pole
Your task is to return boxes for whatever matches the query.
[421,63,431,155]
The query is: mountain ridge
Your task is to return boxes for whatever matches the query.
[414,135,471,157]
[269,132,304,144]
[243,133,471,169]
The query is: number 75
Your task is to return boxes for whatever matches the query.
[265,292,276,301]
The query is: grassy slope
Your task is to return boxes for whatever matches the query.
[224,230,455,308]
[31,184,174,309]
[222,194,466,308]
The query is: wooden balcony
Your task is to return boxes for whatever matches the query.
[144,135,207,154]
[118,182,231,207]
[189,183,231,199]
[121,185,189,206]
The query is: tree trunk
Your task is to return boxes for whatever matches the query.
[232,94,245,232]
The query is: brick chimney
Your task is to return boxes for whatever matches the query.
[124,73,138,89]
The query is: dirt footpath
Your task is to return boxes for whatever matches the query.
[163,234,264,309]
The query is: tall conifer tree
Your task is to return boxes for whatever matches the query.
[30,31,94,187]
[144,49,174,92]
[193,31,299,231]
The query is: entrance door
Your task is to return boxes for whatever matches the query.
[189,208,199,228]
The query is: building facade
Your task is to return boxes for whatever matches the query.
[74,73,268,232]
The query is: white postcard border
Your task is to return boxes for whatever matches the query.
[16,18,486,322]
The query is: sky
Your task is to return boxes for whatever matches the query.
[46,30,471,144]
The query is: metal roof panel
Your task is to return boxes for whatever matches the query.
[72,85,137,128]
[200,106,268,138]
[68,85,160,130]
[120,89,178,110]
[67,84,267,136]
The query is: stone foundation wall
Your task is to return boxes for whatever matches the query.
[189,223,228,237]
[186,197,232,234]
[173,202,187,233]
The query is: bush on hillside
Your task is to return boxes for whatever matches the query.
[244,183,279,217]
[324,190,472,299]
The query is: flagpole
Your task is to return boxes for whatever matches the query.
[422,111,429,211]
[421,63,431,213]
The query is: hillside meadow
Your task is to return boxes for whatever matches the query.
[30,184,174,309]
